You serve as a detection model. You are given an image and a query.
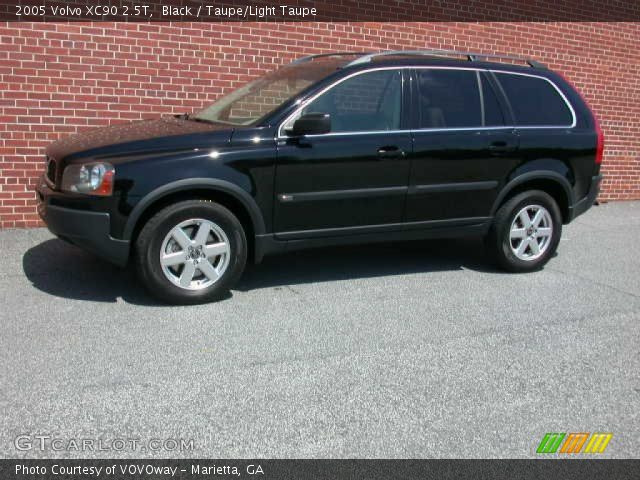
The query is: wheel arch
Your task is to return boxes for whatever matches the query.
[492,172,575,224]
[124,179,266,259]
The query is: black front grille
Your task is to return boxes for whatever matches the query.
[45,156,56,186]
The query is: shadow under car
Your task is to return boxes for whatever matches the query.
[23,236,500,304]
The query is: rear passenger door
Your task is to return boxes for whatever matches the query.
[407,68,519,223]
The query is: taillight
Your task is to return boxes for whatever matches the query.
[595,116,604,165]
[558,72,603,165]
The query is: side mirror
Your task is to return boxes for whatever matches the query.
[290,113,331,136]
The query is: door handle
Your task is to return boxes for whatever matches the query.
[488,140,516,155]
[377,146,406,159]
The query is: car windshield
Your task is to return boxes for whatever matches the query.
[192,59,346,126]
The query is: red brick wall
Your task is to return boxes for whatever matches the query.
[1,22,638,228]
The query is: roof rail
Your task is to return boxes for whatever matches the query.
[345,50,546,69]
[292,52,372,65]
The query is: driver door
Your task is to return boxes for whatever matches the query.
[274,68,412,238]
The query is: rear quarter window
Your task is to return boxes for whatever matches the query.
[495,73,574,127]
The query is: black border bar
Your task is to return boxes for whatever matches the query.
[3,0,640,22]
[2,459,640,480]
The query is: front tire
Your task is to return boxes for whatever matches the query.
[486,190,562,272]
[135,200,247,304]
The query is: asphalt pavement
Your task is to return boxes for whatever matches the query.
[0,201,638,458]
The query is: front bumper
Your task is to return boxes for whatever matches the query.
[567,174,603,223]
[37,180,130,266]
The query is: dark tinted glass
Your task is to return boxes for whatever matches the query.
[496,73,573,126]
[302,70,402,132]
[480,73,505,126]
[417,69,483,128]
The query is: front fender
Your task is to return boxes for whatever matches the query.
[122,178,266,240]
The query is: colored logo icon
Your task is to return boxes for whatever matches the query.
[537,433,612,454]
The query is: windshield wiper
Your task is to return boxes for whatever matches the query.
[175,112,214,123]
[177,113,238,126]
[181,114,220,125]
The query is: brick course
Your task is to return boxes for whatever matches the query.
[0,21,638,228]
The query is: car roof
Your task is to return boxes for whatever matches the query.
[293,52,552,77]
[367,55,545,73]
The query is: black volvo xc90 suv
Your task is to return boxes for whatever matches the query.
[37,50,603,304]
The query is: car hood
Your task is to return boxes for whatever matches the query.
[46,116,235,161]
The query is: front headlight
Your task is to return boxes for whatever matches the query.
[61,162,115,196]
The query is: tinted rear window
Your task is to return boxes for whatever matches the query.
[495,73,573,126]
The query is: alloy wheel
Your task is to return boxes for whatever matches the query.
[509,204,553,261]
[159,218,230,290]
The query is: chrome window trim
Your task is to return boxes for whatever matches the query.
[476,71,486,126]
[276,65,577,138]
[298,126,513,139]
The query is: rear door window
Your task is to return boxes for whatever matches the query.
[495,72,573,127]
[416,69,504,129]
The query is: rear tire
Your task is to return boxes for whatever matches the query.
[135,200,247,304]
[486,190,562,272]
